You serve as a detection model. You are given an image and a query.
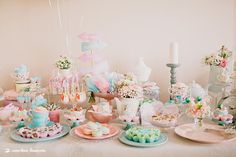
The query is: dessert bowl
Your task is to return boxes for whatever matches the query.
[86,110,114,123]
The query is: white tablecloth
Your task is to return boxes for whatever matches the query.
[1,120,236,157]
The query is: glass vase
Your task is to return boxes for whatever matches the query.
[194,117,204,129]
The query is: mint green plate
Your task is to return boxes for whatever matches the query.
[10,125,70,143]
[118,132,168,147]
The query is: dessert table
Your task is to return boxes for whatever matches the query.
[1,119,236,157]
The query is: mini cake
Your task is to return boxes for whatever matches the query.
[18,123,63,139]
[125,127,160,143]
[82,121,110,137]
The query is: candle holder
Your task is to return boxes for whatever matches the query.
[166,63,180,86]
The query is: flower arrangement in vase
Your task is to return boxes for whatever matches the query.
[204,46,232,68]
[204,46,233,92]
[186,97,211,129]
[116,73,143,99]
[114,73,143,130]
[55,56,72,77]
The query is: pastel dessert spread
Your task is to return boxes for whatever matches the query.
[17,123,62,139]
[152,112,178,127]
[125,127,161,143]
[82,122,110,137]
[212,105,233,125]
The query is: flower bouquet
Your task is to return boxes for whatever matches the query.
[114,74,143,130]
[56,56,72,77]
[186,97,211,128]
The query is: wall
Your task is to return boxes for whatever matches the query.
[0,0,235,101]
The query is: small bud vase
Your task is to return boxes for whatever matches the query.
[194,117,204,129]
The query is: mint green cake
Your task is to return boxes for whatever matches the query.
[125,127,161,143]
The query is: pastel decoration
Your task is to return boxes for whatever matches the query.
[85,78,100,93]
[76,92,87,103]
[61,93,70,104]
[94,76,110,93]
[64,109,86,128]
[189,81,207,99]
[0,103,19,124]
[78,32,99,42]
[9,109,28,128]
[13,65,30,82]
[133,58,152,82]
[108,72,123,93]
[31,95,47,109]
[31,76,41,84]
[78,52,103,63]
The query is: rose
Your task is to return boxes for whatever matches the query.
[220,59,227,68]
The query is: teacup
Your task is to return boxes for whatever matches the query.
[29,107,49,128]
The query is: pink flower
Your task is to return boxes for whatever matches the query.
[220,59,227,68]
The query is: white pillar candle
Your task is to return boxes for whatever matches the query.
[169,42,179,64]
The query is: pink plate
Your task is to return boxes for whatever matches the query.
[175,123,236,144]
[74,124,120,140]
